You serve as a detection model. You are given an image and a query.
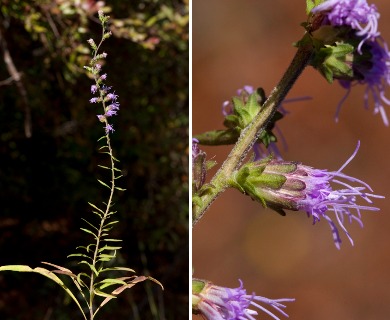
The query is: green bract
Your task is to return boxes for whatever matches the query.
[229,158,300,215]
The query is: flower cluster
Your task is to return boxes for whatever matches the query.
[311,0,390,125]
[192,279,294,320]
[312,0,379,51]
[232,142,383,249]
[85,11,119,134]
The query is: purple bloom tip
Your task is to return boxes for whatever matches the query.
[312,0,380,50]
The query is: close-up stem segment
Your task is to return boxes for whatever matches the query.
[193,43,314,226]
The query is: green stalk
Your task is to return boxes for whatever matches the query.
[87,23,117,319]
[88,132,116,319]
[193,44,313,226]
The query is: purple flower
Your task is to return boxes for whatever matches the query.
[91,85,98,94]
[337,38,390,125]
[192,279,294,320]
[311,0,390,125]
[106,93,118,101]
[312,0,380,52]
[105,108,118,117]
[239,141,383,249]
[104,123,114,133]
[89,97,99,103]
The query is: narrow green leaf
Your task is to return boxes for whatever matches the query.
[97,257,111,262]
[96,278,127,290]
[0,265,87,320]
[98,165,111,170]
[80,228,97,239]
[0,265,32,272]
[92,210,103,219]
[98,254,116,261]
[77,272,91,287]
[103,220,119,227]
[94,289,117,299]
[81,218,99,232]
[68,253,92,260]
[97,179,111,189]
[79,261,99,276]
[98,245,121,252]
[115,187,126,191]
[88,202,104,214]
[102,238,122,242]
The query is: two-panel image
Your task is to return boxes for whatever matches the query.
[0,0,389,319]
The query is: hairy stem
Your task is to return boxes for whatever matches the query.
[193,44,313,225]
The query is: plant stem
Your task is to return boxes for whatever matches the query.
[88,134,116,319]
[88,24,116,319]
[193,44,313,226]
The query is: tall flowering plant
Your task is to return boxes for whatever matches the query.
[0,11,162,320]
[193,0,386,319]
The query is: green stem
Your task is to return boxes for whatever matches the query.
[89,133,116,319]
[88,22,116,319]
[193,44,313,226]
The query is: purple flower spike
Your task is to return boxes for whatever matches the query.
[193,279,294,320]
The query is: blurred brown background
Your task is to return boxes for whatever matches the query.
[193,1,390,319]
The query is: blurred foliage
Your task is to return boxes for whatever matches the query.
[0,0,188,319]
